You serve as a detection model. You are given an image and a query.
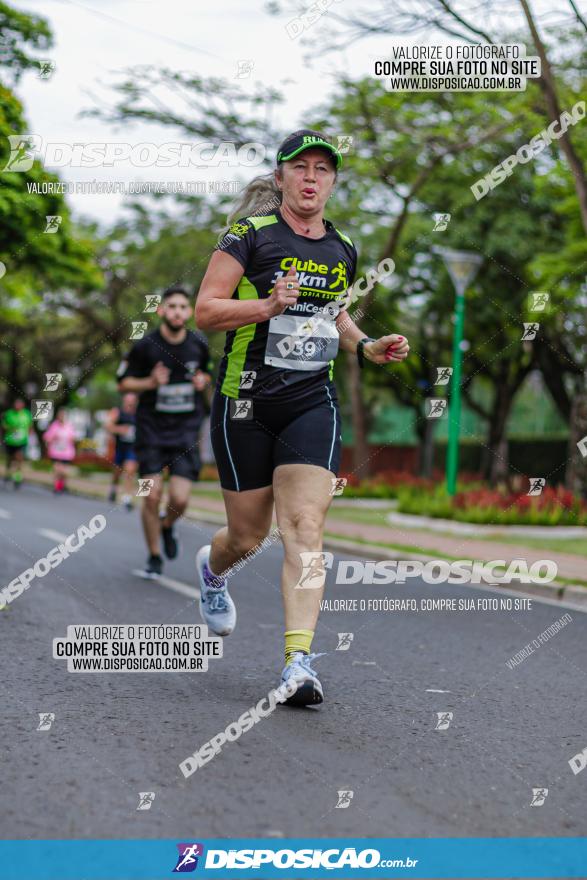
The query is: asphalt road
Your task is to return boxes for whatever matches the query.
[1,482,586,843]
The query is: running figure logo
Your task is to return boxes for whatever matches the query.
[173,843,204,872]
[328,261,348,291]
[130,322,148,340]
[330,477,347,496]
[336,135,353,154]
[335,790,354,809]
[527,477,545,496]
[144,294,162,312]
[529,292,549,312]
[38,61,56,79]
[336,632,354,651]
[44,373,62,391]
[432,213,451,231]
[230,399,253,420]
[521,322,539,341]
[530,788,548,806]
[295,551,334,590]
[44,215,62,234]
[577,436,587,459]
[37,713,55,731]
[136,479,154,497]
[136,792,155,811]
[434,367,453,386]
[435,712,453,730]
[2,134,41,172]
[32,400,53,420]
[235,59,254,78]
[427,399,447,419]
[239,370,256,390]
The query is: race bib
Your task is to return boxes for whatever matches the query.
[121,424,136,443]
[155,383,195,413]
[264,313,339,371]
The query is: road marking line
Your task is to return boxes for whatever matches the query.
[0,508,11,519]
[158,575,200,599]
[132,570,200,599]
[426,689,451,693]
[352,661,376,666]
[38,528,68,542]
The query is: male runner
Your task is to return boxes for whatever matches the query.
[105,392,138,510]
[118,287,212,577]
[2,398,33,489]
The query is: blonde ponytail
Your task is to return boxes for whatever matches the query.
[224,173,282,231]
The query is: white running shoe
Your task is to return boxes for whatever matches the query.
[280,652,325,707]
[196,545,236,637]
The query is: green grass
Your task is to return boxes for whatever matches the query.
[328,508,587,558]
[327,506,395,526]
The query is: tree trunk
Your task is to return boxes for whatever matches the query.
[419,406,436,477]
[519,0,587,235]
[485,391,512,485]
[347,352,371,478]
[9,344,20,402]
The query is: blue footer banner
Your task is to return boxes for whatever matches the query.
[0,838,585,879]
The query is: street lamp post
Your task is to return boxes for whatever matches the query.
[433,248,483,496]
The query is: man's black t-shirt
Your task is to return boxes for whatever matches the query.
[117,328,209,448]
[215,210,357,400]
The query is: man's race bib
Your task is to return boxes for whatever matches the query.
[121,424,136,443]
[264,313,339,371]
[155,383,195,413]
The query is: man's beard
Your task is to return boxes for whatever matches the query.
[162,315,185,333]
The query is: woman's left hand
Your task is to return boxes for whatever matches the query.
[365,334,409,365]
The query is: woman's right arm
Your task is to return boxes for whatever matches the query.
[195,251,273,331]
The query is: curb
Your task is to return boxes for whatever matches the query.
[19,472,587,610]
[386,510,587,538]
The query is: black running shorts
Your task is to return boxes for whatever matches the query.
[136,444,200,481]
[210,382,342,492]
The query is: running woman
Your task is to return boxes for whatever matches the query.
[195,129,409,706]
[2,398,33,489]
[43,407,76,493]
[117,287,211,578]
[106,392,138,510]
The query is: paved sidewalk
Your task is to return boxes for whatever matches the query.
[18,466,587,584]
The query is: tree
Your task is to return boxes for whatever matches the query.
[0,1,53,83]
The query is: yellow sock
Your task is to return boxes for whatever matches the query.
[285,629,314,666]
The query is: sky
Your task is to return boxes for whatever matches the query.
[12,0,567,225]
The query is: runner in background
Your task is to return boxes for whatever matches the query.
[106,392,138,510]
[117,287,212,579]
[2,398,33,489]
[43,407,77,494]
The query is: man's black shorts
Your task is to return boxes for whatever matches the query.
[5,444,27,459]
[135,444,200,481]
[210,382,341,492]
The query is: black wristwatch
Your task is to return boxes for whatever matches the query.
[357,337,375,369]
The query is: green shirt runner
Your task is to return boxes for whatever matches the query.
[2,408,33,447]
